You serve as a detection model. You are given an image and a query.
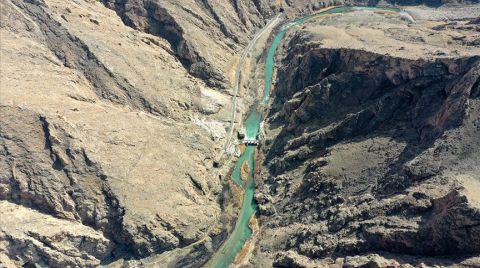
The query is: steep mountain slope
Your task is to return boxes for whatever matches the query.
[101,0,275,87]
[0,0,273,266]
[254,8,480,267]
[1,0,479,267]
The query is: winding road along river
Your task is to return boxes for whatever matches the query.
[205,6,402,268]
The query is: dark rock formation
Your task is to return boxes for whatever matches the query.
[282,0,480,14]
[256,33,480,266]
[2,0,480,266]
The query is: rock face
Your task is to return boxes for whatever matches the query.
[1,0,264,266]
[2,0,480,267]
[1,107,125,242]
[255,14,480,266]
[101,0,275,87]
[278,0,479,16]
[0,200,113,267]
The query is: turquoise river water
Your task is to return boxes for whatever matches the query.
[205,6,401,268]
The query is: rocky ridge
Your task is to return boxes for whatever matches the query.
[101,0,276,88]
[1,0,480,267]
[254,9,480,267]
[1,0,264,265]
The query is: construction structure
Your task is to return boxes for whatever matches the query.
[242,138,259,146]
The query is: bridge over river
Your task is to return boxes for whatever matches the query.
[205,6,409,268]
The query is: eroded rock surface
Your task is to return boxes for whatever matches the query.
[1,0,480,267]
[0,201,113,267]
[101,0,275,87]
[254,8,480,267]
[1,0,255,266]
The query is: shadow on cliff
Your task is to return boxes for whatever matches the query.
[263,47,480,196]
[259,47,480,260]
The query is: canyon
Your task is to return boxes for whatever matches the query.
[1,0,479,267]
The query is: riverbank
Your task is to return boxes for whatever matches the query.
[252,4,480,267]
[205,6,410,268]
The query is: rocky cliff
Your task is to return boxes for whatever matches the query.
[101,0,276,88]
[254,15,480,266]
[1,0,480,267]
[1,0,260,266]
[278,0,479,16]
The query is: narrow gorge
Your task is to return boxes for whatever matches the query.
[1,0,479,267]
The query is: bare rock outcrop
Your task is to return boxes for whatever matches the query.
[101,0,275,87]
[0,106,122,265]
[0,201,113,267]
[2,0,480,266]
[255,25,480,266]
[1,0,225,266]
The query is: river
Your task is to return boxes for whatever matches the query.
[204,6,401,268]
